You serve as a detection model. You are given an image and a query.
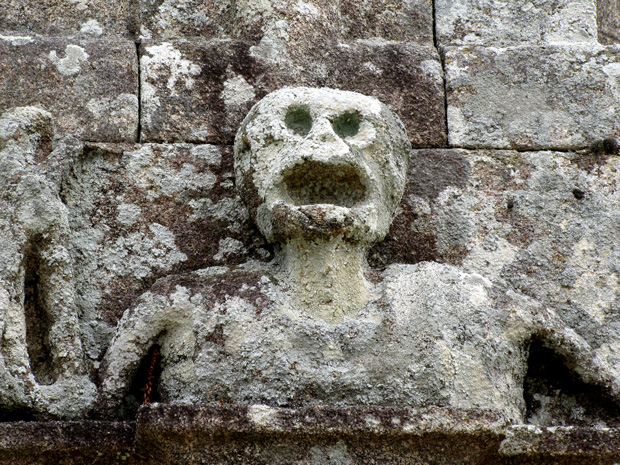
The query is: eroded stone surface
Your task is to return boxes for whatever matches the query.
[0,107,95,419]
[0,0,138,37]
[140,40,445,146]
[436,0,598,46]
[598,0,620,44]
[402,148,620,407]
[138,0,432,43]
[62,143,268,363]
[446,45,620,150]
[100,90,620,427]
[340,0,432,43]
[0,37,138,142]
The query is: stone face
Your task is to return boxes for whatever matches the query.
[0,0,138,37]
[445,45,620,150]
[435,0,598,46]
[140,40,445,146]
[0,37,138,142]
[598,0,620,44]
[234,87,410,245]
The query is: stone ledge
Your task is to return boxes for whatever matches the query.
[0,420,135,464]
[501,424,620,457]
[2,406,620,464]
[135,404,508,437]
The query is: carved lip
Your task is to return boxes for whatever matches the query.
[280,160,368,208]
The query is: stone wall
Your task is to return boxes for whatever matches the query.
[1,0,620,463]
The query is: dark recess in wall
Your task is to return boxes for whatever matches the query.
[524,338,620,427]
[23,245,55,387]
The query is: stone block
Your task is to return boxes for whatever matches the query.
[0,421,135,464]
[140,40,446,147]
[0,37,138,142]
[339,0,433,43]
[134,404,506,465]
[598,0,620,44]
[0,0,138,38]
[139,0,432,43]
[435,0,598,46]
[400,148,620,396]
[445,45,620,150]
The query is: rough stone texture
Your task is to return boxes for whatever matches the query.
[140,40,446,147]
[0,108,96,420]
[446,45,620,150]
[62,142,268,364]
[98,90,620,430]
[138,0,228,40]
[501,424,620,458]
[1,0,620,459]
[138,0,433,43]
[134,405,507,465]
[598,0,620,44]
[402,148,620,409]
[2,407,620,464]
[0,36,138,142]
[2,409,620,464]
[0,0,139,38]
[339,0,433,43]
[435,0,598,46]
[0,420,135,464]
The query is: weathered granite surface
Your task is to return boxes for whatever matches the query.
[140,40,445,146]
[3,406,620,464]
[392,147,620,366]
[62,142,266,363]
[0,108,96,420]
[0,37,138,142]
[446,45,620,150]
[435,0,598,46]
[134,405,508,465]
[0,0,619,459]
[138,0,432,43]
[0,420,135,464]
[0,0,139,38]
[339,0,432,43]
[598,0,620,44]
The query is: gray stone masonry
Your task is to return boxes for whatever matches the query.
[0,0,619,462]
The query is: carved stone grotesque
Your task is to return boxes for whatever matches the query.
[0,107,95,419]
[101,88,620,422]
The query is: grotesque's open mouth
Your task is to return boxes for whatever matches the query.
[281,160,367,208]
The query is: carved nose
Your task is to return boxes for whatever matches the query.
[309,118,342,144]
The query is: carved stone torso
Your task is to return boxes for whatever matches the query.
[111,260,535,423]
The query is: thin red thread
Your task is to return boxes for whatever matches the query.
[143,346,160,405]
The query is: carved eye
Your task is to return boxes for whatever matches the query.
[285,106,312,136]
[331,111,360,138]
